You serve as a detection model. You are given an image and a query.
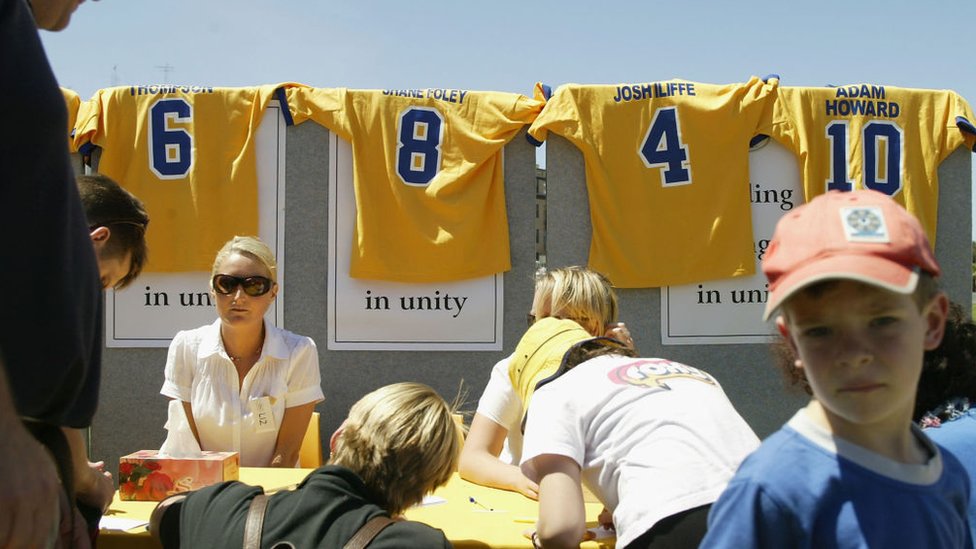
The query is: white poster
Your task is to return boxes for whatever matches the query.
[327,134,504,351]
[661,139,803,345]
[105,102,287,347]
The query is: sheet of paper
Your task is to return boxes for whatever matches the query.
[588,525,616,540]
[100,516,148,532]
[419,495,447,506]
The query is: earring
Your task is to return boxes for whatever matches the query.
[794,359,803,369]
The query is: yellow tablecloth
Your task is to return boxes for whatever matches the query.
[99,468,614,549]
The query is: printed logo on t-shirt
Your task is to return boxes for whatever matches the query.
[607,359,717,391]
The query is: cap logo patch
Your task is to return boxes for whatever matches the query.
[840,206,890,243]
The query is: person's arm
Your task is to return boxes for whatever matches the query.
[62,427,114,512]
[525,453,586,549]
[269,402,315,467]
[458,413,539,499]
[0,367,60,548]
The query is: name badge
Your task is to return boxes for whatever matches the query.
[249,396,276,434]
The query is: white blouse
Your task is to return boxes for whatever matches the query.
[160,319,324,466]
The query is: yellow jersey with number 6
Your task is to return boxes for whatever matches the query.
[73,84,294,272]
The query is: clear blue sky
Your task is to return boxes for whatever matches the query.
[42,0,976,237]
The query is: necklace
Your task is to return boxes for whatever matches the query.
[228,349,261,363]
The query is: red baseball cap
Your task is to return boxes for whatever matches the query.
[762,190,941,320]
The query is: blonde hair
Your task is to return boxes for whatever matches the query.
[536,266,618,336]
[210,236,277,284]
[330,382,462,515]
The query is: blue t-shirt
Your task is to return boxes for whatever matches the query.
[926,409,976,543]
[700,410,972,549]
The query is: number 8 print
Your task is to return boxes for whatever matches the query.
[148,98,193,179]
[396,107,444,186]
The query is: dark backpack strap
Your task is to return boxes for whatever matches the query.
[242,493,270,549]
[342,515,395,549]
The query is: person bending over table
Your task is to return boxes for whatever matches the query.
[516,318,760,549]
[150,382,461,548]
[459,266,634,500]
[160,235,323,467]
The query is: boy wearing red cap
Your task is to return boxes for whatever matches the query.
[701,190,971,548]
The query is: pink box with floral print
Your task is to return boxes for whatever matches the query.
[118,450,240,501]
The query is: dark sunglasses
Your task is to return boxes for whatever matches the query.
[212,274,274,297]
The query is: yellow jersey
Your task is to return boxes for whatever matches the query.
[286,87,545,282]
[73,84,294,272]
[528,77,778,288]
[766,84,976,243]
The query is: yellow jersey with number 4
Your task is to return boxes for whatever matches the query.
[286,86,545,282]
[528,77,778,288]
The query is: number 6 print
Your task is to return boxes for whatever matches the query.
[396,107,444,186]
[148,98,193,179]
[825,120,903,196]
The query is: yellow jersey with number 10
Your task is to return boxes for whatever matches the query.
[765,84,976,244]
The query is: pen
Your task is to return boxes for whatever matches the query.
[514,517,537,523]
[468,496,494,511]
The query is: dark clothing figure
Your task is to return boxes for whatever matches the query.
[175,466,452,548]
[0,0,102,428]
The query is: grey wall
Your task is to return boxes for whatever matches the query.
[546,136,973,438]
[89,128,973,467]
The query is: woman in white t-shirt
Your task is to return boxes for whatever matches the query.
[516,318,760,548]
[458,266,633,498]
[160,236,324,467]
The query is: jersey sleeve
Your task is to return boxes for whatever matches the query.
[699,477,799,548]
[284,336,324,408]
[71,87,107,155]
[763,86,805,156]
[739,75,779,138]
[526,84,584,145]
[160,330,193,401]
[948,90,976,155]
[282,86,353,141]
[60,87,81,152]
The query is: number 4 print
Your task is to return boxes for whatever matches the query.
[638,106,692,186]
[396,106,444,186]
[825,120,903,196]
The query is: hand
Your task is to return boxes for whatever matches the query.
[598,507,615,531]
[0,422,60,548]
[513,474,540,501]
[605,322,635,350]
[76,460,115,513]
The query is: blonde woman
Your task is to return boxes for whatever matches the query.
[458,266,633,498]
[153,383,460,548]
[160,236,323,467]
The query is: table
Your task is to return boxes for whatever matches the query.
[99,468,615,549]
